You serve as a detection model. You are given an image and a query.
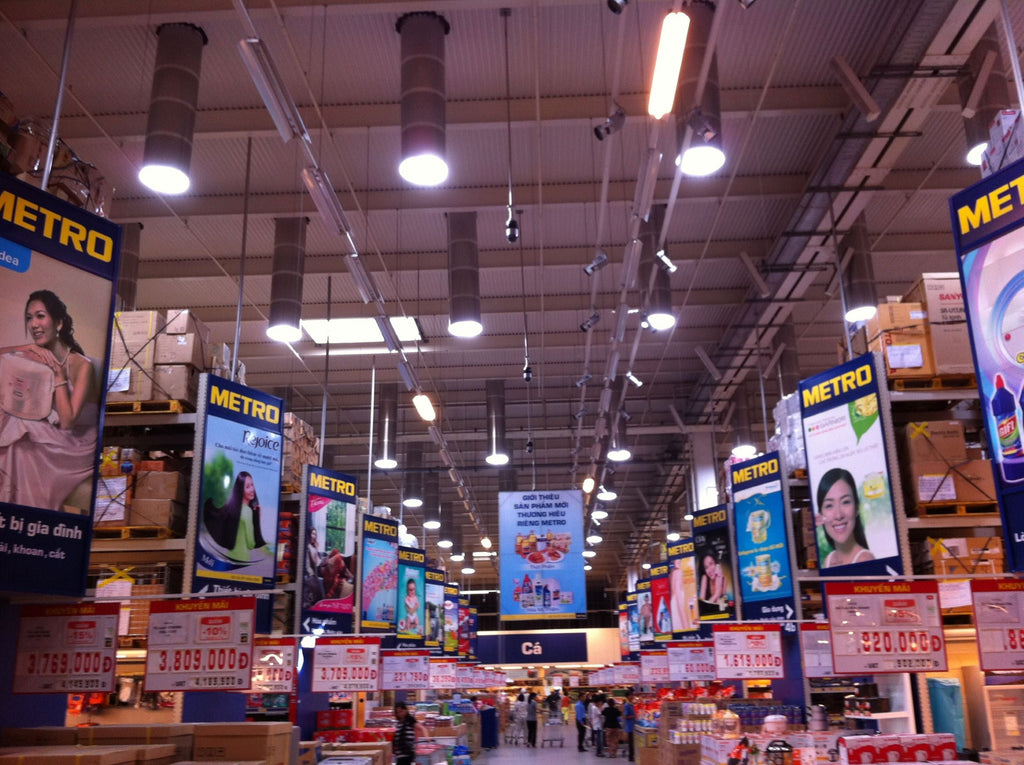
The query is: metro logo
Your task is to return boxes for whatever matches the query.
[209,385,281,424]
[309,472,356,497]
[0,190,115,262]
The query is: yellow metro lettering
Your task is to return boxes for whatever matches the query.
[958,197,990,234]
[990,183,1013,218]
[59,217,87,251]
[14,197,37,230]
[87,230,114,262]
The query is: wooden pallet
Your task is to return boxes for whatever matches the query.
[790,468,808,479]
[92,524,174,540]
[891,374,976,392]
[281,482,302,495]
[914,500,999,517]
[117,636,148,649]
[105,399,194,415]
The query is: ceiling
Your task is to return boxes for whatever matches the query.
[0,0,1009,622]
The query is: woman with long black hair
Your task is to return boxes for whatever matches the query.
[202,471,270,562]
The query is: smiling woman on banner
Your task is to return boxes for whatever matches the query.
[203,471,271,562]
[816,467,874,567]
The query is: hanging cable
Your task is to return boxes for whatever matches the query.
[501,8,519,244]
[517,213,536,490]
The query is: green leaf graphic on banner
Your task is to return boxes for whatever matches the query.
[848,394,879,443]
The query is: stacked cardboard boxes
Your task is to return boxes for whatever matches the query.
[108,310,164,403]
[901,421,997,509]
[152,309,209,404]
[658,702,700,765]
[902,273,973,376]
[865,302,934,379]
[131,468,187,532]
[918,536,1005,577]
[282,413,320,491]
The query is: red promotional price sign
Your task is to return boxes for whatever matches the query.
[667,640,715,682]
[145,597,255,691]
[381,650,430,690]
[640,650,669,684]
[972,579,1024,671]
[615,662,640,686]
[312,636,381,692]
[251,637,296,693]
[713,624,784,679]
[430,658,458,689]
[14,602,119,694]
[800,623,834,678]
[826,582,947,674]
[457,664,476,688]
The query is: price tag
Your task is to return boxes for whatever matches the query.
[800,623,834,678]
[713,624,784,679]
[972,579,1024,671]
[667,640,715,682]
[430,658,458,689]
[457,664,476,688]
[615,662,640,686]
[14,603,120,694]
[145,597,255,692]
[826,582,947,674]
[640,650,669,684]
[312,636,381,692]
[381,650,430,690]
[250,637,296,693]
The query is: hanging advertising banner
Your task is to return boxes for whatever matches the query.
[395,546,426,647]
[950,171,1024,571]
[457,663,475,688]
[615,661,640,686]
[800,623,835,678]
[358,513,399,632]
[458,597,471,658]
[650,562,673,642]
[636,578,655,645]
[424,567,446,653]
[13,602,119,694]
[970,579,1024,671]
[625,591,641,655]
[381,649,430,690]
[667,640,715,682]
[826,581,946,674]
[799,355,902,576]
[250,637,296,693]
[429,657,458,689]
[498,489,586,620]
[668,538,699,635]
[693,505,737,620]
[301,466,357,635]
[0,174,121,597]
[731,452,797,625]
[713,624,784,680]
[145,597,255,692]
[468,607,479,661]
[640,649,669,684]
[618,603,631,659]
[442,583,459,656]
[312,635,381,693]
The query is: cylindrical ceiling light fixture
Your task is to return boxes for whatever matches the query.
[395,11,450,186]
[641,204,675,331]
[596,474,617,501]
[422,471,441,530]
[841,213,877,324]
[731,383,756,459]
[498,468,517,493]
[402,442,424,508]
[959,24,1009,166]
[447,211,482,338]
[266,217,308,343]
[374,383,399,469]
[437,500,453,548]
[775,321,802,396]
[674,1,724,177]
[117,223,143,311]
[484,379,509,466]
[138,23,208,195]
[607,377,633,463]
[449,525,464,562]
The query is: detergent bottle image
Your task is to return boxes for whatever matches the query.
[992,374,1024,482]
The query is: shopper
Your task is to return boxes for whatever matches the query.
[603,698,621,758]
[622,690,636,762]
[589,693,605,757]
[575,693,589,751]
[393,701,427,765]
[526,691,539,747]
[562,691,573,724]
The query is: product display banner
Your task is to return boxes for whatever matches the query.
[429,657,458,688]
[950,167,1024,571]
[194,374,284,633]
[442,584,459,656]
[468,607,479,661]
[0,174,122,597]
[14,602,119,694]
[667,538,699,635]
[250,636,296,693]
[640,649,669,684]
[458,597,470,658]
[625,591,641,655]
[970,579,1024,671]
[825,581,947,674]
[636,577,656,645]
[618,603,631,659]
[800,623,835,678]
[731,452,797,626]
[615,661,640,686]
[381,649,430,690]
[395,546,426,648]
[358,513,399,632]
[424,567,446,653]
[301,465,357,635]
[799,355,902,576]
[311,635,381,692]
[498,489,586,620]
[713,623,784,680]
[650,561,673,642]
[667,639,716,682]
[457,663,476,688]
[145,596,255,692]
[693,504,737,621]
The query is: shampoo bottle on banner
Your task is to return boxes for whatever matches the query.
[992,374,1024,482]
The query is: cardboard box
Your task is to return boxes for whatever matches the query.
[637,746,661,765]
[0,746,138,765]
[659,741,701,765]
[151,364,199,403]
[298,741,321,765]
[838,735,878,765]
[866,302,935,379]
[1,727,79,746]
[128,498,185,531]
[133,471,186,502]
[903,421,967,465]
[108,310,164,403]
[77,726,193,763]
[902,273,973,375]
[94,474,131,526]
[193,722,292,765]
[163,309,211,346]
[154,333,206,368]
[910,459,997,505]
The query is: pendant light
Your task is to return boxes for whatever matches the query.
[403,442,424,508]
[642,204,675,331]
[731,383,756,459]
[674,2,725,177]
[374,383,399,469]
[422,471,441,530]
[484,380,509,466]
[395,12,450,186]
[447,211,483,338]
[117,223,143,311]
[266,217,308,343]
[437,499,453,549]
[841,214,877,324]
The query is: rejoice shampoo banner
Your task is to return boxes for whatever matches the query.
[951,163,1024,571]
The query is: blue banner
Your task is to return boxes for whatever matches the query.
[950,162,1024,571]
[693,504,736,621]
[731,452,797,626]
[650,562,672,642]
[477,631,588,664]
[667,538,699,635]
[301,465,357,635]
[799,355,902,576]
[442,583,459,656]
[0,174,121,597]
[395,545,426,648]
[624,591,640,657]
[498,489,586,620]
[359,513,399,631]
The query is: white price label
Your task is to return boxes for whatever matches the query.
[713,625,784,679]
[312,637,381,692]
[15,603,120,694]
[972,580,1024,671]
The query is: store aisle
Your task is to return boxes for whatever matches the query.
[477,733,629,765]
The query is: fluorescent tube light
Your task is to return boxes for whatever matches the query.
[413,393,437,422]
[648,12,690,119]
[301,316,421,345]
[632,149,662,222]
[238,38,310,144]
[301,167,352,236]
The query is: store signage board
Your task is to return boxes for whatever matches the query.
[826,582,947,674]
[428,657,458,688]
[14,602,119,694]
[667,640,716,682]
[381,649,430,690]
[650,561,673,642]
[145,597,255,692]
[301,465,357,634]
[640,650,669,684]
[457,664,476,688]
[312,635,381,692]
[625,591,641,656]
[0,174,122,597]
[799,355,902,576]
[800,623,835,678]
[667,538,699,635]
[359,513,399,632]
[394,546,426,648]
[424,567,446,654]
[442,584,459,656]
[618,603,632,660]
[468,607,479,661]
[636,577,655,646]
[950,163,1024,572]
[971,579,1024,671]
[458,597,470,658]
[498,490,586,620]
[476,630,587,664]
[693,505,737,621]
[731,452,797,626]
[250,637,296,693]
[713,624,784,679]
[615,662,640,686]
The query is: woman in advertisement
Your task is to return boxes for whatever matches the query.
[202,471,271,562]
[698,549,733,614]
[401,576,422,635]
[0,290,98,511]
[816,467,874,567]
